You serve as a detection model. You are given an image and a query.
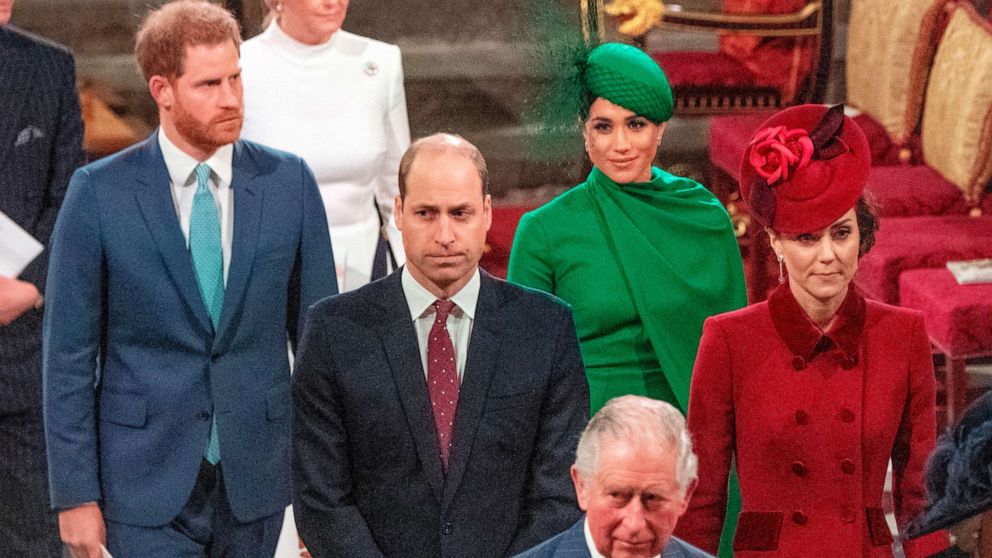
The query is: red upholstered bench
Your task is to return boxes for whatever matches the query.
[856,215,992,304]
[899,267,992,421]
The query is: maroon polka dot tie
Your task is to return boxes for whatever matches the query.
[428,299,459,470]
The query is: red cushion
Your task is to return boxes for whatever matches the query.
[856,215,992,303]
[708,112,774,180]
[653,51,765,89]
[480,205,533,279]
[867,165,972,217]
[851,114,923,166]
[899,268,992,357]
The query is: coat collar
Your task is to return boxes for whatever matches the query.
[768,283,865,370]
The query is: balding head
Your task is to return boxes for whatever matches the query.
[398,133,489,199]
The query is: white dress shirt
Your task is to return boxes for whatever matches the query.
[402,266,480,380]
[158,128,234,283]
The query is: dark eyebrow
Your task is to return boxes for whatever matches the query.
[830,218,854,229]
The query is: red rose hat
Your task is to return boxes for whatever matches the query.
[739,104,871,234]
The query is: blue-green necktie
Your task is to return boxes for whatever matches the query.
[190,163,223,464]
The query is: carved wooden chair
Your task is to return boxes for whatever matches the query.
[581,0,832,115]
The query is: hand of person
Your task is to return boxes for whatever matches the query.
[59,502,106,558]
[0,275,42,325]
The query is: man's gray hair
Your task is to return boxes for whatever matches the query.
[574,395,698,495]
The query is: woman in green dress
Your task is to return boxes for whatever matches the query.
[507,43,746,558]
[508,42,746,415]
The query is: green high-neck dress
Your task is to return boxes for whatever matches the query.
[507,166,747,558]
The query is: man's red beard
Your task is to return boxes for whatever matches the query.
[173,97,243,153]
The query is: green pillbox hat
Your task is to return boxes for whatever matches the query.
[584,43,674,123]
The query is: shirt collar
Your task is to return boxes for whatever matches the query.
[768,282,866,369]
[401,266,480,321]
[158,127,233,188]
[583,518,662,558]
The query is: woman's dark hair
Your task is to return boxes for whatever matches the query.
[855,194,879,256]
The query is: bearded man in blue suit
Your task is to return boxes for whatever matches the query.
[43,2,336,557]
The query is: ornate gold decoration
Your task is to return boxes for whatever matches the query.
[604,0,664,38]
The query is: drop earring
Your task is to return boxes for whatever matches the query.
[777,254,785,284]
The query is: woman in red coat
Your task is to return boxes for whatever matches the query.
[676,105,947,557]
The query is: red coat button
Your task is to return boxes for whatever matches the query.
[794,410,809,425]
[840,355,858,370]
[792,511,808,525]
[840,507,856,523]
[841,459,856,474]
[839,409,855,423]
[792,356,807,370]
[791,461,807,476]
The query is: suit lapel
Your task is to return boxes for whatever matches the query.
[442,272,506,508]
[0,29,32,170]
[133,134,214,335]
[378,273,446,502]
[214,142,261,348]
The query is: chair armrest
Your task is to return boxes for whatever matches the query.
[580,0,825,39]
[662,2,824,36]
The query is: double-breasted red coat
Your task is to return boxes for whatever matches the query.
[676,285,947,557]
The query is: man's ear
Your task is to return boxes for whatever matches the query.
[393,194,404,231]
[149,75,174,110]
[483,194,492,232]
[571,465,589,512]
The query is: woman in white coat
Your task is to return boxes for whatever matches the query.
[241,0,410,291]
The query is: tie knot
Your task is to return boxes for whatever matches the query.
[433,299,456,321]
[194,163,212,192]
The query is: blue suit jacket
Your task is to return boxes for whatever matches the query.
[292,270,589,557]
[0,25,83,413]
[43,133,337,526]
[514,517,715,558]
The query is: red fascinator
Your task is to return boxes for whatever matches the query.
[739,104,871,234]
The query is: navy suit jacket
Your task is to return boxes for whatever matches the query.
[0,25,83,413]
[514,518,715,558]
[43,133,337,526]
[292,270,590,557]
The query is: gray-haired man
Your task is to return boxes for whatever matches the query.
[515,395,713,558]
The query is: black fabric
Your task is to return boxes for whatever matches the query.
[0,405,63,557]
[0,24,84,558]
[370,201,397,281]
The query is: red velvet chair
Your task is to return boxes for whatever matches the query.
[855,2,992,302]
[583,0,833,114]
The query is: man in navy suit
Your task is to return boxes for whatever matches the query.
[515,396,713,558]
[292,133,589,557]
[0,0,85,555]
[43,2,336,557]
